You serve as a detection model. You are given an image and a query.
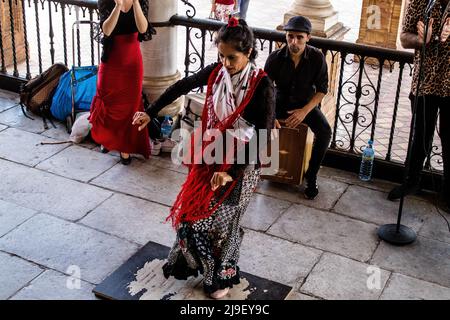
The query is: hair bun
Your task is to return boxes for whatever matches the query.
[215,17,258,61]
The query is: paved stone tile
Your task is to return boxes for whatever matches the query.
[240,230,322,286]
[0,106,48,134]
[0,199,36,238]
[0,159,112,221]
[80,193,175,247]
[0,128,68,166]
[334,185,431,231]
[0,89,19,99]
[40,123,71,141]
[380,273,450,300]
[318,166,361,184]
[285,291,319,300]
[92,146,121,158]
[0,251,43,299]
[36,145,119,183]
[319,166,397,193]
[301,253,390,300]
[257,176,348,210]
[419,213,450,245]
[0,214,139,284]
[0,124,7,132]
[256,180,301,204]
[0,89,19,113]
[372,236,450,288]
[268,204,379,262]
[40,123,97,150]
[91,160,187,207]
[241,194,292,232]
[150,154,189,175]
[10,270,97,300]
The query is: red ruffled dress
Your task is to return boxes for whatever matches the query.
[90,0,156,158]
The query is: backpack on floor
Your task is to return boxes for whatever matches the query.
[50,66,98,125]
[19,63,69,129]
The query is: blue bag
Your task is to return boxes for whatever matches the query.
[50,66,97,121]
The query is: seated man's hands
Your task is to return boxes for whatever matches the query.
[271,119,281,140]
[286,108,308,128]
[132,112,151,131]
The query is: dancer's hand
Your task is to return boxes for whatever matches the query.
[132,112,150,131]
[211,172,233,191]
[417,18,434,45]
[441,18,450,43]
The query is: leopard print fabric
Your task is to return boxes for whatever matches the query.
[402,0,450,97]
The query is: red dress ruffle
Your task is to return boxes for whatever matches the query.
[90,33,150,158]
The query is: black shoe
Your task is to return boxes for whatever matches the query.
[120,153,132,165]
[387,181,421,201]
[304,177,319,200]
[100,145,109,154]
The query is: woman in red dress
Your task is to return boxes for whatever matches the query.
[90,0,155,164]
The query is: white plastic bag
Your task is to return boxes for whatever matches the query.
[69,112,91,143]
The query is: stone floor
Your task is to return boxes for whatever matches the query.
[0,89,449,300]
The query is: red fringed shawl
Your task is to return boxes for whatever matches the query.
[166,64,266,228]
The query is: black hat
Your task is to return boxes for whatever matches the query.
[283,16,312,34]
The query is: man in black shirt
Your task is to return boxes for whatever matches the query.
[264,16,331,200]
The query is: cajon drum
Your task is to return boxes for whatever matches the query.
[261,121,314,186]
[177,93,315,186]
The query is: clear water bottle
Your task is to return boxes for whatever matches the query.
[160,116,172,139]
[359,140,375,181]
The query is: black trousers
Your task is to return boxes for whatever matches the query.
[407,95,450,192]
[282,106,332,181]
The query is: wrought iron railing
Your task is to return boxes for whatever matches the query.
[0,0,99,82]
[170,14,443,174]
[0,0,444,182]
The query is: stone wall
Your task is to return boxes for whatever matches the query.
[357,0,404,49]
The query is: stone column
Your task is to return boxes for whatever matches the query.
[0,0,26,68]
[282,0,348,39]
[141,0,183,117]
[281,0,350,127]
[356,0,405,50]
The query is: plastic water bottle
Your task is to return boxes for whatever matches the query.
[359,140,375,181]
[161,116,172,139]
